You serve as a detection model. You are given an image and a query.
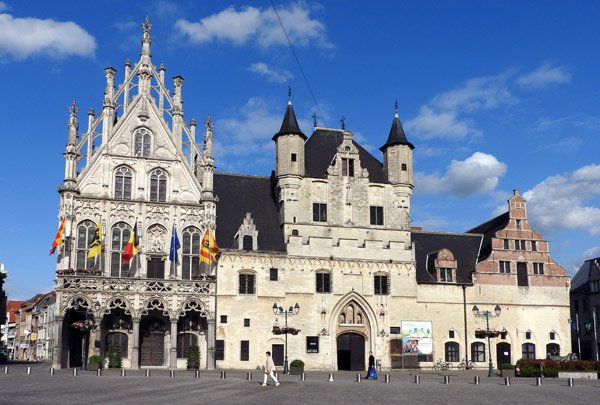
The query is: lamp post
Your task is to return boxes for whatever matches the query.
[472,304,501,378]
[272,302,300,374]
[73,301,101,370]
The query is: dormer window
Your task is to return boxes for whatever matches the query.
[439,268,453,282]
[236,212,258,251]
[342,158,354,177]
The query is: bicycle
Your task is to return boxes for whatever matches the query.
[433,358,453,371]
[457,357,476,370]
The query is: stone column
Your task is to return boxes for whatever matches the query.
[52,316,64,369]
[206,319,215,370]
[170,320,178,369]
[131,318,140,369]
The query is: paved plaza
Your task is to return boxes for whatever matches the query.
[0,362,597,405]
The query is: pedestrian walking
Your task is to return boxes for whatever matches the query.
[364,351,376,379]
[262,351,280,387]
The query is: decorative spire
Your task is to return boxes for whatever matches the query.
[340,116,346,131]
[67,99,79,145]
[395,99,398,117]
[68,99,79,122]
[273,93,306,141]
[140,16,152,58]
[288,86,292,103]
[379,103,414,151]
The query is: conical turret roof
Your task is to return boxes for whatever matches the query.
[272,100,307,141]
[380,112,414,151]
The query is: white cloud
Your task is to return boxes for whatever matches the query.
[414,215,449,231]
[248,62,294,84]
[404,106,476,140]
[517,62,571,88]
[522,164,600,235]
[175,2,331,49]
[0,2,8,12]
[414,152,507,197]
[0,12,95,60]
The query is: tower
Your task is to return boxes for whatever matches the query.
[380,103,414,188]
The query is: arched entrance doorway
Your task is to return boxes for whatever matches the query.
[140,316,167,366]
[337,333,365,371]
[496,342,511,367]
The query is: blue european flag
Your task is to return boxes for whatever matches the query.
[169,224,181,264]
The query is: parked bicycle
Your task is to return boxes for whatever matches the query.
[457,357,476,370]
[433,358,453,371]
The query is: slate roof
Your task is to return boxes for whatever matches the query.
[465,212,509,262]
[571,258,600,292]
[272,101,307,141]
[213,172,286,252]
[411,230,483,284]
[304,128,388,183]
[380,113,414,151]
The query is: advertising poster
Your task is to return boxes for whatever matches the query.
[401,321,433,355]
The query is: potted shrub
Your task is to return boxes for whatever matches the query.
[186,344,201,370]
[499,363,515,377]
[87,354,103,371]
[108,344,122,368]
[290,359,305,375]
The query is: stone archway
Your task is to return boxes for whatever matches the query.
[332,296,375,371]
[140,316,167,366]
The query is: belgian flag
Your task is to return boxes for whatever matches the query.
[87,221,102,259]
[122,222,139,264]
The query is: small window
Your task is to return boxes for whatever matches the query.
[533,263,544,274]
[550,332,555,340]
[242,235,253,251]
[313,203,327,222]
[370,206,384,225]
[270,268,278,281]
[291,229,299,236]
[531,241,537,251]
[374,275,389,295]
[215,340,224,361]
[240,340,249,361]
[134,128,151,157]
[390,327,401,335]
[316,272,332,293]
[522,343,535,359]
[306,336,319,353]
[401,163,407,171]
[445,342,459,362]
[503,239,509,249]
[449,330,455,339]
[115,166,132,200]
[525,331,531,340]
[244,318,250,327]
[516,219,522,230]
[342,158,354,177]
[150,169,167,202]
[291,153,297,162]
[239,273,256,294]
[515,240,521,251]
[499,261,511,273]
[439,268,453,282]
[471,342,485,362]
[220,315,228,324]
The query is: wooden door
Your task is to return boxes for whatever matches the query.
[517,262,528,286]
[140,333,164,366]
[147,258,165,279]
[496,342,511,367]
[337,333,365,371]
[272,344,284,366]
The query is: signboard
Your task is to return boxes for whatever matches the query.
[401,321,433,355]
[31,333,37,341]
[20,343,29,349]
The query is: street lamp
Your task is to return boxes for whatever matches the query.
[472,305,501,377]
[272,302,300,374]
[73,301,101,371]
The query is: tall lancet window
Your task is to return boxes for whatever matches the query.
[150,169,167,202]
[76,220,97,270]
[110,222,131,277]
[134,128,151,157]
[115,166,132,200]
[182,227,201,280]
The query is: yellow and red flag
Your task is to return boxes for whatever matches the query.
[200,228,218,264]
[122,222,139,264]
[87,221,102,259]
[49,218,65,255]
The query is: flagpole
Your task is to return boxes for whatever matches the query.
[171,223,175,277]
[594,306,598,361]
[576,312,581,359]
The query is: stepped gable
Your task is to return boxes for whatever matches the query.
[214,172,285,252]
[411,230,483,283]
[304,128,388,183]
[465,212,510,262]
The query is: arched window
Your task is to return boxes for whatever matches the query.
[76,220,97,270]
[471,342,485,362]
[546,343,560,356]
[106,332,128,358]
[522,343,536,359]
[134,128,151,157]
[115,166,132,200]
[182,227,201,280]
[177,333,198,358]
[150,169,167,202]
[445,342,459,362]
[110,223,131,277]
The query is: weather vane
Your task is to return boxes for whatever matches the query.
[288,86,292,101]
[311,113,318,128]
[395,99,398,114]
[340,116,346,130]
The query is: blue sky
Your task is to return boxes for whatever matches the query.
[1,1,599,300]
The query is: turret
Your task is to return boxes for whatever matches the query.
[202,115,215,199]
[380,102,414,187]
[63,100,80,188]
[273,90,306,179]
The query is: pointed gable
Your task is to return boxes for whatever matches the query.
[272,101,307,141]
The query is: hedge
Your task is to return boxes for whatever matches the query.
[516,359,600,372]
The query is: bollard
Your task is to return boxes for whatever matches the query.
[170,370,175,378]
[49,368,55,376]
[121,369,126,377]
[195,370,200,379]
[568,378,574,387]
[328,373,334,382]
[246,372,252,380]
[145,369,151,378]
[444,375,450,384]
[220,371,226,379]
[26,367,31,375]
[73,368,78,376]
[414,375,420,384]
[536,377,542,386]
[96,369,102,377]
[300,372,305,381]
[4,366,8,374]
[504,377,511,386]
[356,373,361,382]
[385,374,390,383]
[474,376,480,385]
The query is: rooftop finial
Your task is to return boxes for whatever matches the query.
[204,114,214,131]
[311,113,318,128]
[142,15,152,33]
[340,116,346,131]
[395,99,398,116]
[68,99,79,119]
[288,86,292,104]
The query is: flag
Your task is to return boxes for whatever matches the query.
[122,222,139,264]
[49,218,65,255]
[585,322,592,334]
[169,224,181,264]
[87,221,102,259]
[200,228,219,264]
